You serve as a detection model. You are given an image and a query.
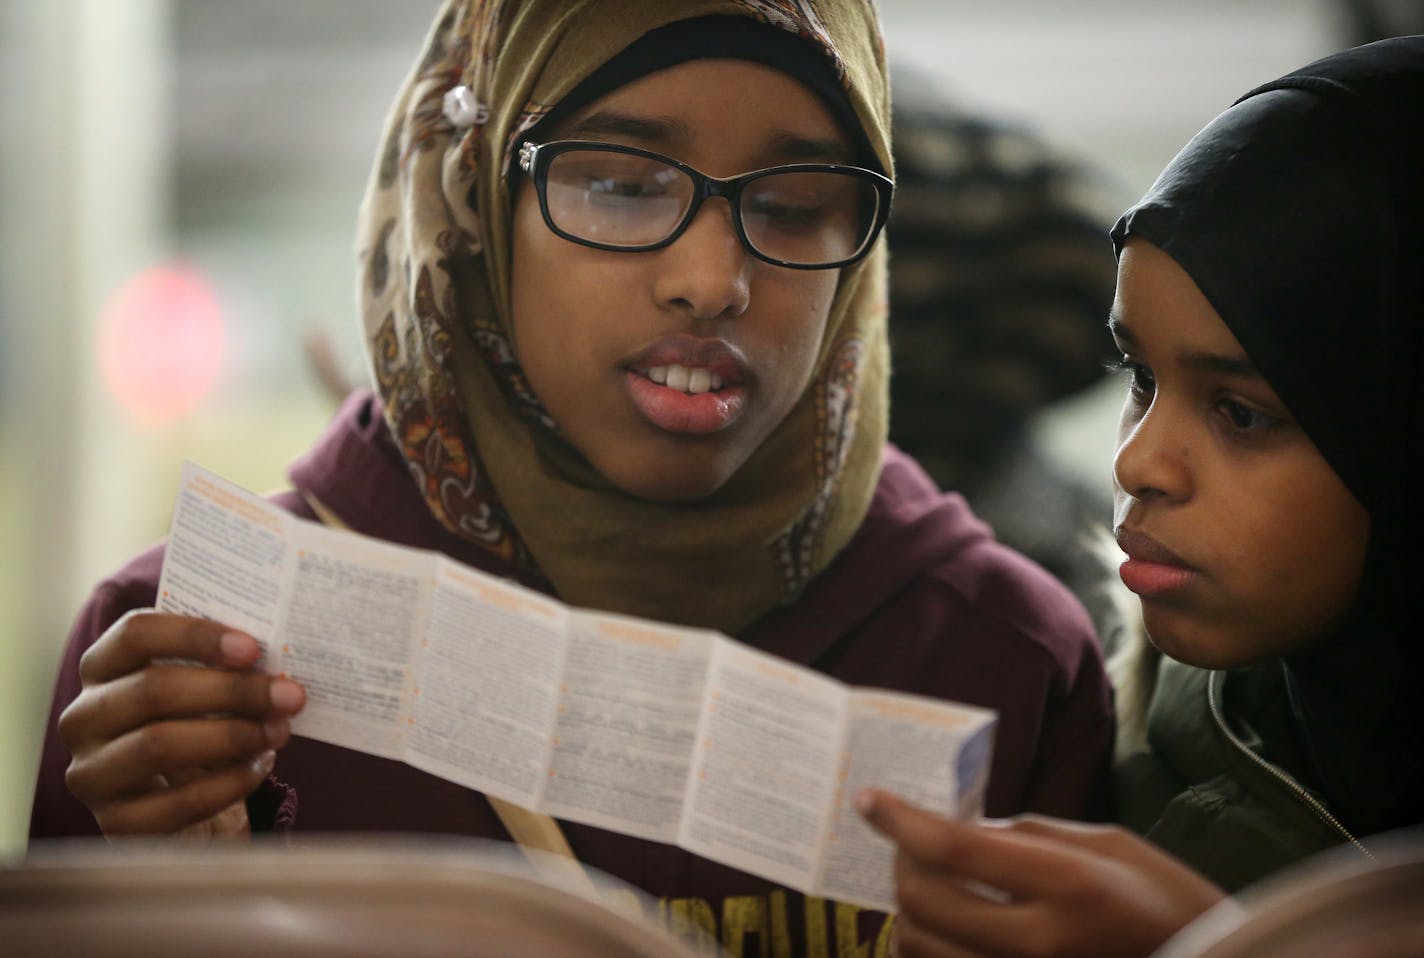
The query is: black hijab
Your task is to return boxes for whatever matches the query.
[1113,38,1424,836]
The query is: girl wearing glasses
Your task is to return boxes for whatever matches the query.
[860,37,1424,958]
[32,1,1113,951]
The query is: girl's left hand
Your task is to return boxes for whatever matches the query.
[856,790,1231,958]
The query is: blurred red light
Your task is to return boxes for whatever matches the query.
[97,262,226,426]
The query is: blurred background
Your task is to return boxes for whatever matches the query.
[0,0,1407,852]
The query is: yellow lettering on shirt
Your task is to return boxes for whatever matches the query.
[722,895,770,957]
[835,901,870,958]
[768,890,793,958]
[662,896,720,953]
[804,895,830,958]
[654,892,891,958]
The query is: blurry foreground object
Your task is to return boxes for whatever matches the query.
[3,837,710,958]
[1152,828,1424,958]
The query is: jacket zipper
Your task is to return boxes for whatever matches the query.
[1206,670,1374,860]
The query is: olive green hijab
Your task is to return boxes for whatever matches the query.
[356,0,892,633]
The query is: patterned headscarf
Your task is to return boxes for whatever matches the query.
[356,0,892,634]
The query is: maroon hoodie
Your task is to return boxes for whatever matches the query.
[30,390,1112,957]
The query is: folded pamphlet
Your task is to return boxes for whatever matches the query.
[157,462,997,912]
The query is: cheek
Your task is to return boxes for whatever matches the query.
[766,276,839,388]
[1271,487,1368,602]
[509,192,547,334]
[509,198,606,378]
[1233,466,1370,648]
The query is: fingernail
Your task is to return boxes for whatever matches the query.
[263,718,291,746]
[854,789,875,817]
[220,631,254,661]
[269,678,303,712]
[253,749,276,776]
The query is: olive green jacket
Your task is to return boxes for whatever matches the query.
[1113,658,1371,892]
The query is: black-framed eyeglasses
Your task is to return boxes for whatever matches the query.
[517,140,893,270]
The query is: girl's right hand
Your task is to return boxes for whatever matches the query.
[58,610,306,838]
[857,789,1230,958]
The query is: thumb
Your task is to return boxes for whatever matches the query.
[855,788,981,859]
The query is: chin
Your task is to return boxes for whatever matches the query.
[1142,612,1243,672]
[1149,633,1276,673]
[609,463,736,504]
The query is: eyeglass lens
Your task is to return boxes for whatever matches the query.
[542,148,879,266]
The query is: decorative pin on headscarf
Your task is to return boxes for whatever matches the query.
[443,84,488,129]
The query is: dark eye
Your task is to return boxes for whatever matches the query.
[744,197,826,231]
[1108,355,1155,402]
[1218,398,1276,433]
[587,174,665,199]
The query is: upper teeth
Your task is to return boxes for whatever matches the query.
[647,364,724,394]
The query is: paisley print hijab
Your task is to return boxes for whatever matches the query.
[355,0,892,634]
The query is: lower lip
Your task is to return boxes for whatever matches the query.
[625,372,746,435]
[1119,559,1196,597]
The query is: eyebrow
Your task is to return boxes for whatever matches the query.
[560,111,692,144]
[558,111,855,165]
[1108,317,1263,378]
[764,131,856,164]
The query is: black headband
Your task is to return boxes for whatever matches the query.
[530,15,878,171]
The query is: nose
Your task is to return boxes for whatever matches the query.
[1112,401,1193,507]
[652,198,751,322]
